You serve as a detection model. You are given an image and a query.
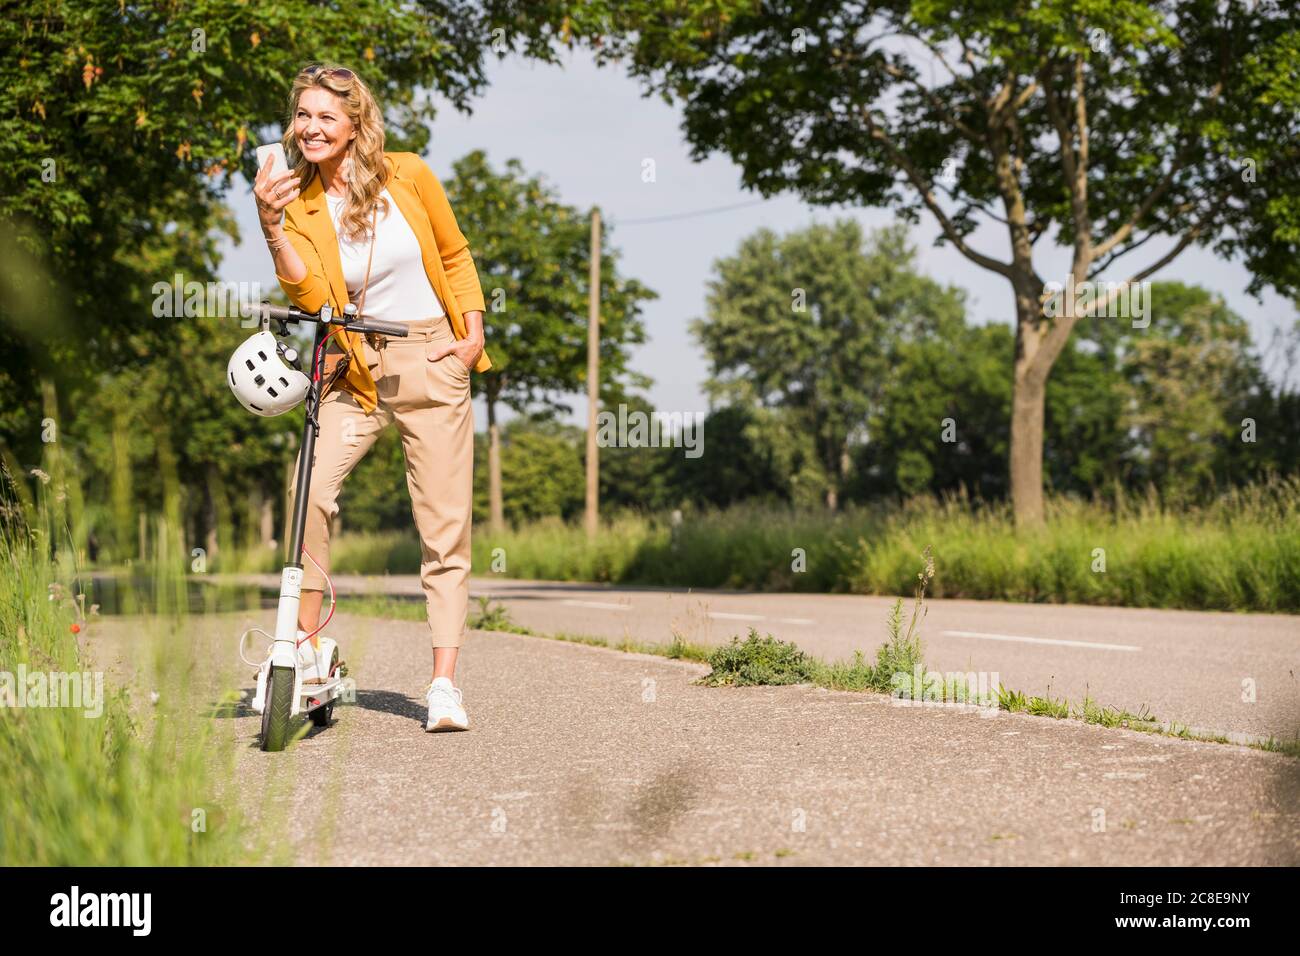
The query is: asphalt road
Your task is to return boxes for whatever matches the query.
[220,574,1300,743]
[89,611,1300,866]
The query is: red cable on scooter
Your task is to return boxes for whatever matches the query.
[298,545,336,647]
[311,327,345,383]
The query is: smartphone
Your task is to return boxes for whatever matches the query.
[256,142,289,179]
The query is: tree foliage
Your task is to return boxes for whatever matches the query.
[693,221,967,507]
[533,0,1300,522]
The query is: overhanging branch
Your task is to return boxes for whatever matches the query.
[859,105,1014,278]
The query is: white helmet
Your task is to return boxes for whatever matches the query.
[227,330,310,417]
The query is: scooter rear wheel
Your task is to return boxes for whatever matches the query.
[260,665,295,752]
[309,647,341,728]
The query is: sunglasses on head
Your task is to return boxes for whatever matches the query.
[300,64,355,81]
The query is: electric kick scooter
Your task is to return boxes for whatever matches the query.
[235,300,408,751]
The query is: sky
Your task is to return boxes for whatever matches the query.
[218,46,1299,427]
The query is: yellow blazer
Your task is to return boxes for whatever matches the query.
[274,150,491,413]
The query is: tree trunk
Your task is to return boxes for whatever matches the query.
[824,446,850,511]
[259,490,275,549]
[110,414,134,562]
[1009,357,1046,527]
[204,494,218,563]
[487,395,504,533]
[204,464,222,564]
[988,116,1061,530]
[1009,283,1048,527]
[155,427,184,559]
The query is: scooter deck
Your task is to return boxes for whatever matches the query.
[301,675,345,710]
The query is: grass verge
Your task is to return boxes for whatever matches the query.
[212,476,1300,612]
[0,465,255,864]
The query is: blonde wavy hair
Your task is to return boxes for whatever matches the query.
[280,63,390,244]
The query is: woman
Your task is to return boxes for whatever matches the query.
[253,63,489,732]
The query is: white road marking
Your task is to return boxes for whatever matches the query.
[777,617,815,625]
[562,600,631,611]
[941,630,1142,652]
[708,612,765,621]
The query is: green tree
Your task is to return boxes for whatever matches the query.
[859,321,1012,500]
[1222,314,1300,485]
[0,0,562,496]
[693,221,966,509]
[862,315,1135,501]
[1080,281,1267,496]
[1042,335,1130,495]
[667,404,795,509]
[592,395,673,515]
[473,415,585,525]
[539,0,1300,525]
[442,150,654,531]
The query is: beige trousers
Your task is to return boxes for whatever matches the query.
[290,315,475,647]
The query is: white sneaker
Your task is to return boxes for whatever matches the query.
[424,677,468,732]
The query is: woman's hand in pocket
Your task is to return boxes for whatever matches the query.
[428,336,482,375]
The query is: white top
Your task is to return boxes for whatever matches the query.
[324,187,445,323]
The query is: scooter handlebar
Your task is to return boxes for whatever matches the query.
[249,302,409,338]
[255,302,300,324]
[356,318,410,337]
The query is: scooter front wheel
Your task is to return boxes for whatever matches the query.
[260,665,295,752]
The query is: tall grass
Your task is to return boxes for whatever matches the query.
[468,476,1298,612]
[210,475,1300,612]
[0,464,250,865]
[851,479,1300,610]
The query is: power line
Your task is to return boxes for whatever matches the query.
[609,197,773,226]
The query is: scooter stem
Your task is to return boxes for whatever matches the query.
[285,304,333,570]
[271,306,332,659]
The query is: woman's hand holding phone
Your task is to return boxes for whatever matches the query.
[254,151,300,234]
[255,146,309,285]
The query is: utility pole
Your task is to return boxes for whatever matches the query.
[584,207,601,539]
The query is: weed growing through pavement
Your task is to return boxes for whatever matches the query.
[697,629,822,687]
[699,547,937,693]
[467,594,533,634]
